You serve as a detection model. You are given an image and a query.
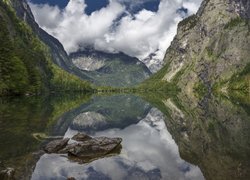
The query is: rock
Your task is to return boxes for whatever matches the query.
[44,138,69,153]
[44,133,122,159]
[43,133,122,163]
[68,137,122,158]
[58,143,78,154]
[71,133,92,142]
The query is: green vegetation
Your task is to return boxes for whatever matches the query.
[0,1,92,96]
[136,63,180,92]
[194,81,208,97]
[228,63,250,92]
[178,14,197,31]
[224,17,247,30]
[50,64,92,92]
[138,80,179,92]
[206,47,214,58]
[212,63,250,102]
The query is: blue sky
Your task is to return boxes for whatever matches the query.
[30,0,110,14]
[30,0,160,14]
[30,0,69,8]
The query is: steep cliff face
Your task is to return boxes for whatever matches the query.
[9,0,70,69]
[9,0,92,81]
[150,0,250,94]
[70,50,151,87]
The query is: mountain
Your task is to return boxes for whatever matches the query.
[9,0,92,81]
[141,0,250,94]
[0,0,92,96]
[9,0,152,88]
[70,50,152,87]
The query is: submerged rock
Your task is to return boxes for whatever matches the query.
[43,133,122,163]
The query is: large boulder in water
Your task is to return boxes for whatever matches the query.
[43,133,122,163]
[44,138,70,153]
[67,135,122,158]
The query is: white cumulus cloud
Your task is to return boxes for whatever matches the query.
[29,0,202,72]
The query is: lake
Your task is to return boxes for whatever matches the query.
[0,93,250,180]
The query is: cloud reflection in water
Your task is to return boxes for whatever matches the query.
[32,108,204,180]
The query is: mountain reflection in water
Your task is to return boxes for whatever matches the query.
[32,106,204,180]
[1,93,250,180]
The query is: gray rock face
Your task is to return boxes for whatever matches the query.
[156,0,250,94]
[43,133,122,163]
[68,136,122,158]
[44,138,70,153]
[71,133,92,142]
[230,0,250,18]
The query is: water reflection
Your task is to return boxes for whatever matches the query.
[148,93,250,180]
[32,94,204,180]
[50,95,151,137]
[1,92,250,180]
[0,94,91,178]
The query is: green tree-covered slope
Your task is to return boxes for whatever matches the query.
[0,0,92,96]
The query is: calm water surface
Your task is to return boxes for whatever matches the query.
[0,93,250,180]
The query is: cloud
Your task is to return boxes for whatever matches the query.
[29,0,202,72]
[30,0,124,53]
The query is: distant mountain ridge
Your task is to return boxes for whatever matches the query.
[70,50,152,87]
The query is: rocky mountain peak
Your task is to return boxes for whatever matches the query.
[158,0,250,95]
[197,0,250,19]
